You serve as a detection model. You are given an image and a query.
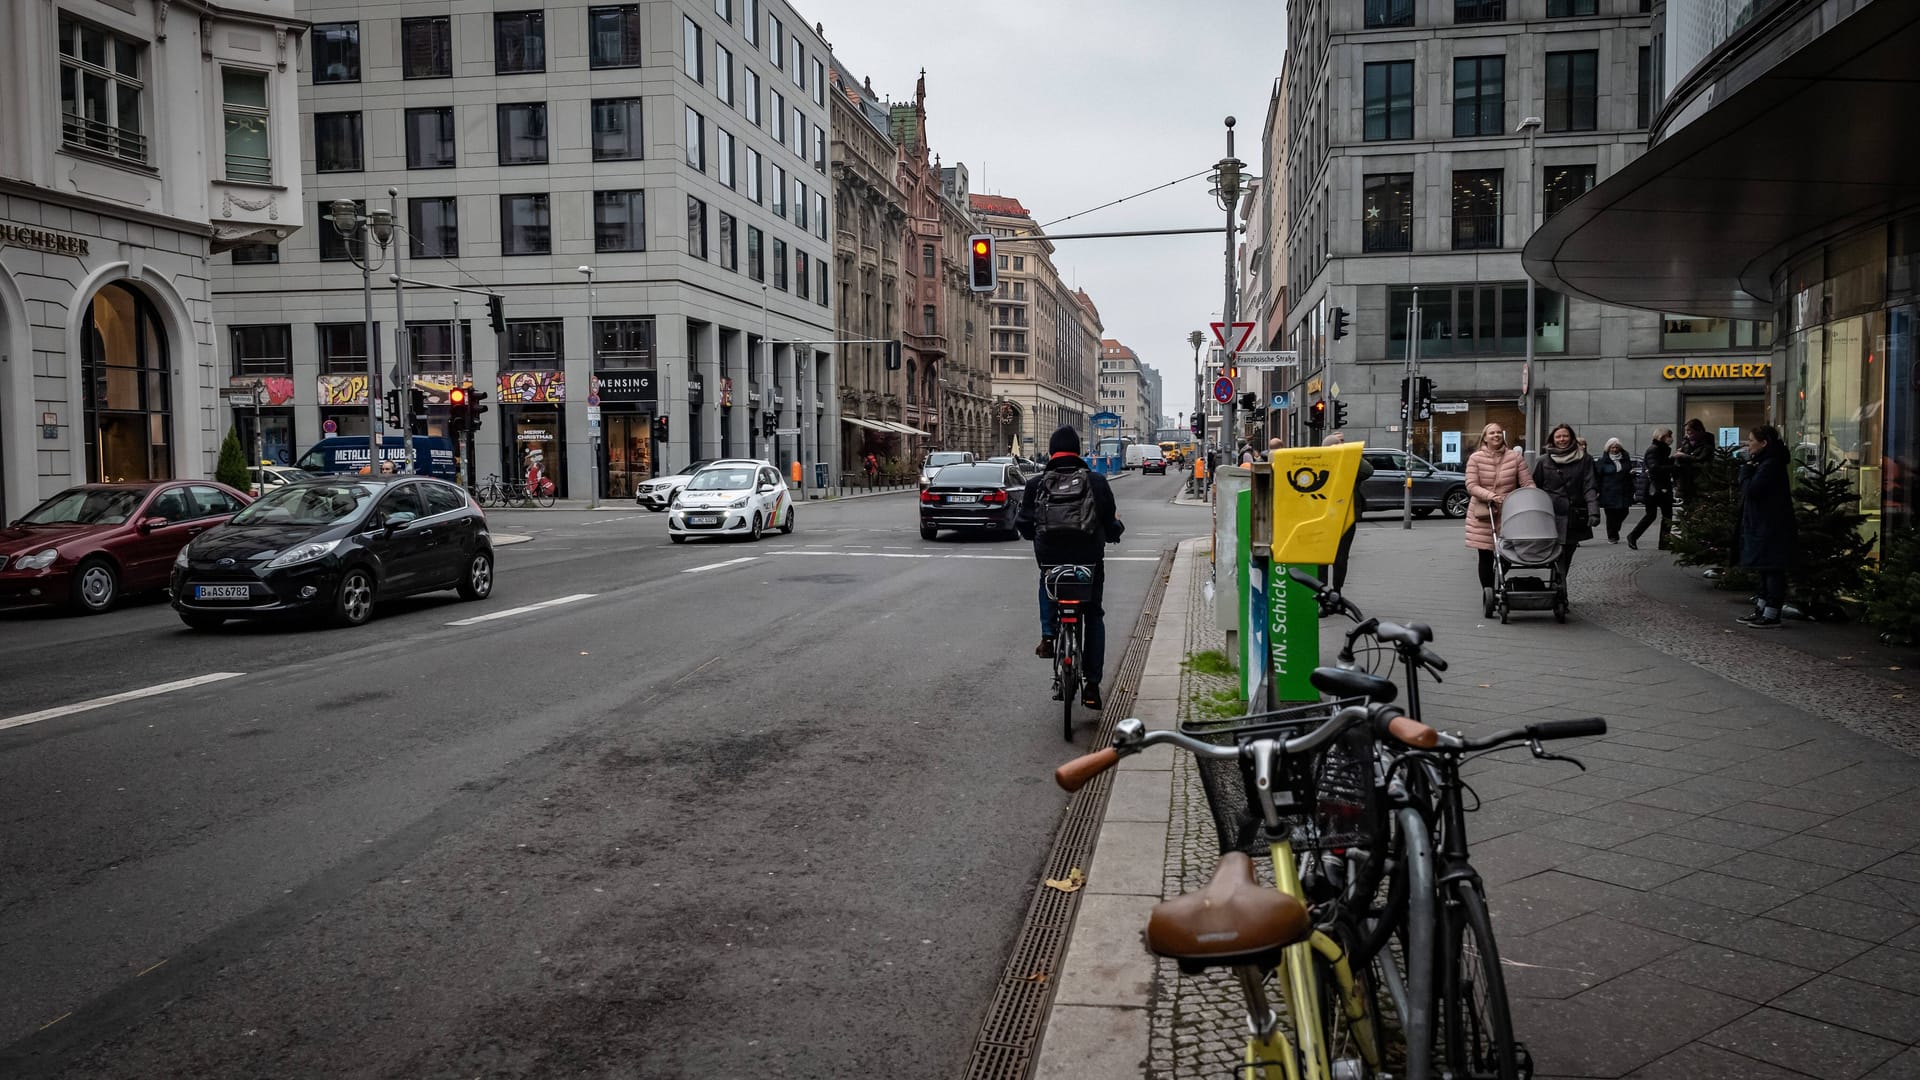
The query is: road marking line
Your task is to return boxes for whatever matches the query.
[445,593,596,626]
[1108,556,1162,562]
[680,556,760,574]
[0,672,247,733]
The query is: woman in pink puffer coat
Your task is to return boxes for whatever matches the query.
[1464,423,1535,591]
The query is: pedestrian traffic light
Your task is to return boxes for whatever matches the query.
[468,387,489,434]
[885,340,903,370]
[1414,376,1436,421]
[1190,411,1203,439]
[1307,399,1327,429]
[761,411,777,438]
[968,234,996,293]
[408,387,426,416]
[384,389,400,425]
[652,415,668,440]
[487,294,506,334]
[1331,307,1350,341]
[1334,400,1349,429]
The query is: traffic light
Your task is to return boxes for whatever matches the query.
[487,294,506,334]
[1238,391,1258,411]
[468,388,489,434]
[384,389,400,426]
[408,387,426,416]
[761,411,777,438]
[967,234,996,293]
[1334,399,1349,429]
[1189,411,1203,439]
[652,416,668,440]
[1414,376,1435,420]
[885,340,903,370]
[1307,399,1327,429]
[448,385,469,432]
[1331,306,1350,341]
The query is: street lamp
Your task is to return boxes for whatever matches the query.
[328,198,393,470]
[1517,116,1542,449]
[578,265,599,509]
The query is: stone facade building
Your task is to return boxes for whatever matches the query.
[1097,339,1159,442]
[936,164,994,457]
[1,0,307,520]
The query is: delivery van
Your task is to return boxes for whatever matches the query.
[294,435,457,479]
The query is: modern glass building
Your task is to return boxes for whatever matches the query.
[1527,0,1920,538]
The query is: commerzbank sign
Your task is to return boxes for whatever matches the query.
[1661,361,1771,381]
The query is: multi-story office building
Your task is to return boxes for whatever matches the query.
[970,193,1097,453]
[1096,339,1161,442]
[1277,0,1770,469]
[1528,0,1919,534]
[0,0,306,520]
[212,0,837,499]
[935,164,995,457]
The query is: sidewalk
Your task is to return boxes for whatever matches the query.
[1033,524,1920,1080]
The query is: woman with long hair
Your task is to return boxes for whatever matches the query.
[1533,423,1600,575]
[1464,423,1534,595]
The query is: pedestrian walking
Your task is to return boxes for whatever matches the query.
[1238,441,1258,466]
[1532,423,1600,576]
[1594,437,1636,543]
[1464,424,1535,591]
[1316,432,1372,593]
[1673,418,1715,504]
[1735,424,1795,629]
[1627,428,1675,549]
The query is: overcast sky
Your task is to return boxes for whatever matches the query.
[802,0,1289,425]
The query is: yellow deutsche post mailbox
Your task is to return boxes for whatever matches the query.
[1267,442,1365,564]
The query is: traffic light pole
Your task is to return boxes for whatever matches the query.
[387,275,504,492]
[1402,286,1420,530]
[1218,119,1240,462]
[452,296,466,489]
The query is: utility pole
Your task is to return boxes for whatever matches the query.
[387,187,413,474]
[1519,116,1543,448]
[1402,286,1420,529]
[1212,117,1245,460]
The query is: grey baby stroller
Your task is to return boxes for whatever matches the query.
[1484,486,1570,623]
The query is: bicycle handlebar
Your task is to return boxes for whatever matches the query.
[1286,567,1365,622]
[1441,716,1608,753]
[1054,704,1424,793]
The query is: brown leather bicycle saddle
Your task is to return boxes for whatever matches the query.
[1145,852,1311,974]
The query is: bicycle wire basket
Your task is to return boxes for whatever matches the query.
[1043,564,1096,604]
[1179,696,1386,859]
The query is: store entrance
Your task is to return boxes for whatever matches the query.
[603,413,653,499]
[1682,394,1767,450]
[82,282,173,482]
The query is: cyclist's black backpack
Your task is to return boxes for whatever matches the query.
[1035,466,1101,540]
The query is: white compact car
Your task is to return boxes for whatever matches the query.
[635,459,717,511]
[667,460,796,543]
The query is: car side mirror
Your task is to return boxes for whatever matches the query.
[137,517,167,534]
[382,511,417,534]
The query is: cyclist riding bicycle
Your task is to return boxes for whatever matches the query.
[1017,426,1124,711]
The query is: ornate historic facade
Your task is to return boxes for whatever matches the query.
[829,60,909,474]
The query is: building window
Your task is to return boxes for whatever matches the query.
[796,250,810,300]
[687,196,707,259]
[747,225,764,280]
[716,44,733,104]
[795,180,808,229]
[594,190,646,252]
[813,192,827,239]
[772,238,788,289]
[813,127,827,173]
[311,22,360,84]
[685,107,705,170]
[812,58,825,106]
[1362,173,1412,253]
[408,322,473,375]
[772,165,786,217]
[743,0,759,44]
[409,196,459,258]
[923,306,937,336]
[746,149,763,202]
[1545,51,1598,132]
[1389,282,1566,357]
[719,212,738,270]
[1542,164,1595,219]
[1012,256,1025,271]
[401,16,452,79]
[1451,169,1502,250]
[588,5,642,69]
[1455,0,1504,21]
[58,17,147,165]
[922,244,936,277]
[818,261,829,306]
[316,200,365,261]
[497,102,548,165]
[495,12,545,74]
[231,242,278,264]
[314,111,363,173]
[1638,45,1653,129]
[230,325,292,377]
[1546,0,1597,15]
[221,69,271,182]
[1453,56,1503,138]
[716,128,735,187]
[791,40,804,88]
[405,107,456,169]
[500,193,551,255]
[771,91,786,142]
[592,98,643,161]
[1365,0,1413,28]
[1363,61,1414,141]
[318,322,380,374]
[1661,316,1772,351]
[504,320,563,371]
[745,69,761,125]
[683,16,703,82]
[792,108,806,156]
[769,15,784,65]
[594,318,655,368]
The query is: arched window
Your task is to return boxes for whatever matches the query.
[905,358,916,403]
[82,282,172,481]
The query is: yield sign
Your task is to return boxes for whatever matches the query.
[1210,320,1258,355]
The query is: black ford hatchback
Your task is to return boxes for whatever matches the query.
[170,475,494,630]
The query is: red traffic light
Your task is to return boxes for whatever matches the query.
[972,239,989,256]
[967,234,996,293]
[449,387,467,406]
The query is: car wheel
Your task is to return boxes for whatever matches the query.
[921,526,939,541]
[71,557,119,615]
[780,506,795,534]
[748,512,764,541]
[458,549,494,600]
[1443,487,1470,519]
[670,533,687,544]
[331,567,375,628]
[179,611,225,631]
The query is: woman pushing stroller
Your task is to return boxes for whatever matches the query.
[1533,424,1601,576]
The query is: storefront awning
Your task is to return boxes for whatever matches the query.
[883,421,934,436]
[840,417,891,431]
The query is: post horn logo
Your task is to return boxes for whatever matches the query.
[1287,467,1331,500]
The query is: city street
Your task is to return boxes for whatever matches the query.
[0,472,1194,1079]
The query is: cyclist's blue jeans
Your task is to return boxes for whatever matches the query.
[1039,563,1106,685]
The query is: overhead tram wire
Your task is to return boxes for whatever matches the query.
[1037,170,1212,229]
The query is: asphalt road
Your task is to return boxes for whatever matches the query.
[0,470,1199,1079]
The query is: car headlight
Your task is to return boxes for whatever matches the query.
[265,539,342,569]
[174,545,192,569]
[727,496,750,509]
[15,548,59,570]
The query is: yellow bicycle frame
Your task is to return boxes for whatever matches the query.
[1240,837,1384,1080]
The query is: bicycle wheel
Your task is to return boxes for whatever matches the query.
[1316,937,1384,1080]
[537,485,556,508]
[1058,625,1078,740]
[1442,883,1519,1080]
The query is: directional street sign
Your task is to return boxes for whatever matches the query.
[1234,350,1299,367]
[1213,376,1235,404]
[1209,321,1258,355]
[1090,410,1123,428]
[775,426,801,436]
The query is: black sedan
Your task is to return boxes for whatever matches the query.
[919,463,1026,541]
[170,475,493,629]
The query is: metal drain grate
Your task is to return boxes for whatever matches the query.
[962,548,1177,1080]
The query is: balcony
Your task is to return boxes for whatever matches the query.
[62,114,147,166]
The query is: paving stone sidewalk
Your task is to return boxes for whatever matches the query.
[1033,523,1920,1080]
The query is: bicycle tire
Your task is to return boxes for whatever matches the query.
[537,486,556,508]
[1060,625,1079,740]
[1442,882,1520,1080]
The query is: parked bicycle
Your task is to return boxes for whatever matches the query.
[475,473,555,509]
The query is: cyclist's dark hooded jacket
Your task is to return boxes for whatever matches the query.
[1016,426,1124,566]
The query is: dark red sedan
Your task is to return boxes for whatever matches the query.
[0,481,251,614]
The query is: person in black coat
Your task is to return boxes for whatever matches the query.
[1736,425,1795,629]
[1016,425,1125,708]
[1673,418,1716,504]
[1594,438,1637,543]
[1532,423,1600,575]
[1627,428,1674,549]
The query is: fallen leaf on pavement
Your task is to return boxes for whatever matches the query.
[1045,868,1086,893]
[1478,684,1492,689]
[1024,972,1049,983]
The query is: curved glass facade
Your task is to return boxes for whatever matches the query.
[1662,0,1787,103]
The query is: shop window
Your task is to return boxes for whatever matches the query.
[1451,169,1502,250]
[230,325,291,377]
[497,102,548,165]
[592,98,644,161]
[595,190,646,253]
[315,111,363,173]
[318,322,380,375]
[405,107,456,169]
[1453,57,1503,138]
[58,16,147,165]
[594,318,656,368]
[312,22,360,84]
[495,11,546,74]
[1362,173,1412,253]
[1363,61,1413,141]
[505,320,563,370]
[409,196,459,259]
[222,69,271,183]
[1545,51,1598,133]
[401,16,452,79]
[588,5,642,69]
[1365,0,1413,28]
[1542,164,1595,220]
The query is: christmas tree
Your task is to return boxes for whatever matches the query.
[1669,446,1746,585]
[1788,460,1875,621]
[1863,525,1920,647]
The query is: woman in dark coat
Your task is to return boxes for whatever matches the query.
[1736,425,1795,629]
[1627,428,1674,549]
[1532,423,1600,575]
[1594,438,1636,543]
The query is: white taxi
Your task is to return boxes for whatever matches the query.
[667,460,796,543]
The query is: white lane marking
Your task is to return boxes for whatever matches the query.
[0,672,247,732]
[1108,556,1162,562]
[680,556,760,574]
[445,593,597,626]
